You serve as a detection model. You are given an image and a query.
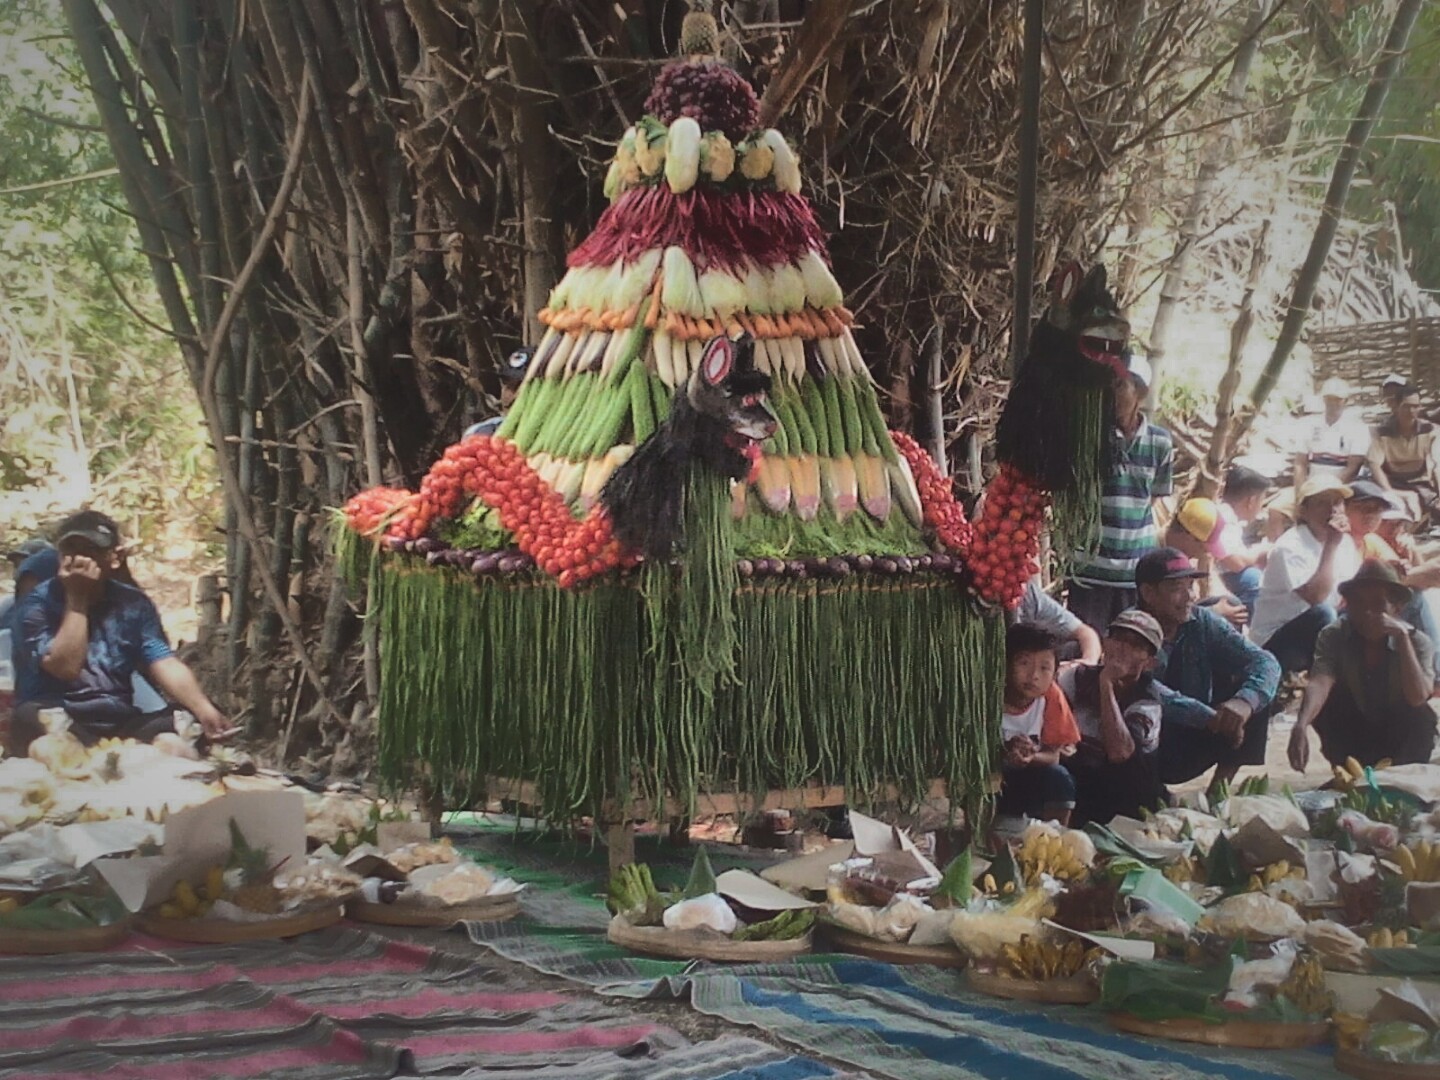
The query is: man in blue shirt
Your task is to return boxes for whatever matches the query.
[1135,547,1280,797]
[11,510,230,754]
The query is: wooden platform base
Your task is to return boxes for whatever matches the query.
[0,919,133,954]
[1108,1012,1330,1049]
[346,896,520,927]
[820,922,968,968]
[607,914,812,962]
[967,967,1098,1004]
[139,905,342,943]
[1336,1045,1440,1080]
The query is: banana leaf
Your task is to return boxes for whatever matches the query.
[0,890,128,931]
[1100,955,1323,1024]
[1368,947,1440,978]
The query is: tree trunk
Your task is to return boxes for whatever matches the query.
[1146,0,1270,400]
[1241,0,1424,424]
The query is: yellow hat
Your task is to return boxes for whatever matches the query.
[1297,474,1353,504]
[1175,497,1220,542]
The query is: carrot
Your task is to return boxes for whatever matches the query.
[807,309,828,338]
[538,307,553,325]
[836,305,856,325]
[821,308,846,337]
[754,314,778,338]
[644,298,662,330]
[621,304,639,329]
[725,317,744,338]
[696,318,716,339]
[736,312,758,336]
[665,310,684,337]
[600,309,620,331]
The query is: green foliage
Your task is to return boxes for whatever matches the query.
[0,0,215,541]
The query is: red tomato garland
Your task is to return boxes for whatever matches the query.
[889,432,973,554]
[343,487,415,537]
[967,463,1049,608]
[361,435,639,588]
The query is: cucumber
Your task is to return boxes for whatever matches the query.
[630,362,658,445]
[818,376,848,456]
[801,379,831,457]
[836,377,869,458]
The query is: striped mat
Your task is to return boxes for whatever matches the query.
[453,825,1350,1080]
[0,924,845,1079]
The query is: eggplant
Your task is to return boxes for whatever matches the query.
[472,553,501,575]
[895,556,914,574]
[385,536,406,553]
[426,549,447,566]
[828,556,852,577]
[497,555,524,574]
[854,554,874,571]
[736,558,754,578]
[876,557,898,575]
[414,537,438,555]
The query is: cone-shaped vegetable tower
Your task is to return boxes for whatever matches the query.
[338,11,1011,823]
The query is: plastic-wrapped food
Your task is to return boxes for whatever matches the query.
[28,731,89,779]
[1336,810,1401,854]
[827,897,878,938]
[1300,920,1368,973]
[1223,795,1308,839]
[387,839,459,874]
[949,910,1044,961]
[908,907,957,947]
[412,863,504,906]
[1224,942,1297,1008]
[1366,1021,1432,1063]
[662,893,738,934]
[1121,907,1192,940]
[873,892,929,943]
[1199,892,1305,939]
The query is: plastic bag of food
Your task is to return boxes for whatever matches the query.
[1367,1021,1432,1063]
[1300,920,1368,972]
[1224,941,1297,1009]
[1199,892,1305,939]
[908,907,957,947]
[874,892,929,943]
[949,910,1042,961]
[827,899,878,939]
[1223,795,1308,838]
[662,893,738,934]
[1337,810,1400,854]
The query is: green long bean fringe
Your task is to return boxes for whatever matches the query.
[368,555,1003,824]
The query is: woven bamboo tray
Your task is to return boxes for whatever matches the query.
[1336,1045,1440,1080]
[607,915,811,961]
[138,904,342,943]
[821,922,968,968]
[1108,1012,1330,1049]
[967,967,1099,1004]
[0,918,133,955]
[346,895,520,927]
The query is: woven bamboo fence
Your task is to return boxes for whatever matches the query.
[1310,316,1440,406]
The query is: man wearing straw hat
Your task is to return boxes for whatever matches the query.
[1288,560,1437,772]
[1291,377,1368,490]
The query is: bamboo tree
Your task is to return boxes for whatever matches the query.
[1241,0,1425,426]
[1147,0,1271,400]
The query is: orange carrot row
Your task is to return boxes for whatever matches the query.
[541,304,854,339]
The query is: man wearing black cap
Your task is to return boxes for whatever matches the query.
[464,347,532,438]
[1289,559,1436,772]
[10,510,230,754]
[1134,547,1280,796]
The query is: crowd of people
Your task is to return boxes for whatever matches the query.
[1002,364,1440,827]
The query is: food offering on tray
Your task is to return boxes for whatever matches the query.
[1101,941,1335,1046]
[606,847,817,958]
[343,836,524,922]
[0,857,131,952]
[149,819,360,923]
[1334,980,1440,1077]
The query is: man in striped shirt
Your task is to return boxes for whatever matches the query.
[1066,354,1175,633]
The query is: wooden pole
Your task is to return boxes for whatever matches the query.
[927,323,948,476]
[1011,0,1043,374]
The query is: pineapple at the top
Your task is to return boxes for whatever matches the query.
[645,10,759,142]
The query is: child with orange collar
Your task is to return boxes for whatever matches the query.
[997,623,1081,825]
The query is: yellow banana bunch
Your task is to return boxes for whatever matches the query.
[1366,927,1411,949]
[156,866,224,919]
[978,874,1015,897]
[1395,841,1440,882]
[1276,954,1332,1017]
[1332,1012,1368,1050]
[999,934,1092,980]
[1017,833,1087,885]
